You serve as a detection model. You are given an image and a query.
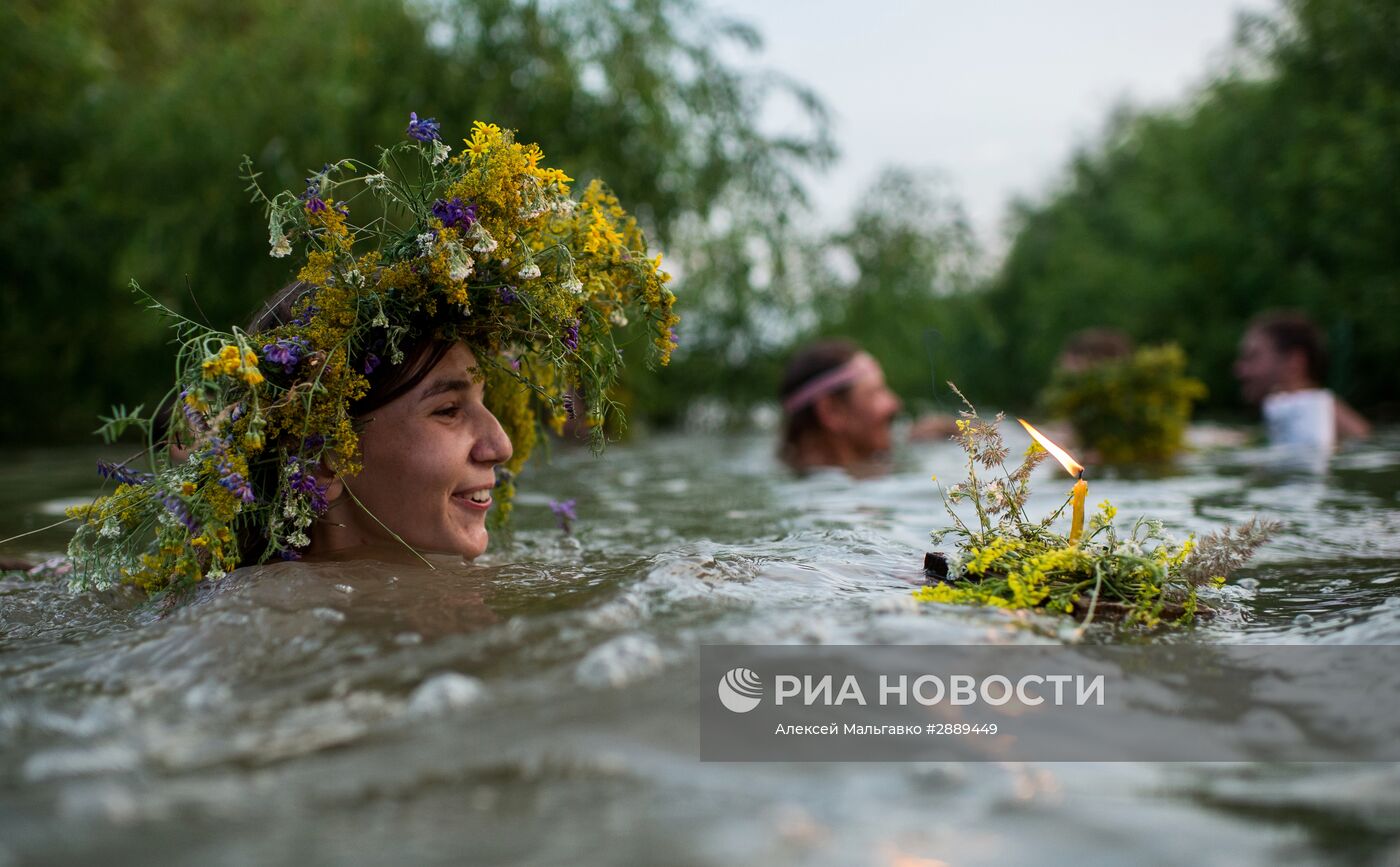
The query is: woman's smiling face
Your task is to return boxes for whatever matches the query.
[324,342,512,560]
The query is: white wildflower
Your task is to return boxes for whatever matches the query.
[563,273,584,295]
[609,309,629,327]
[365,172,388,190]
[416,231,436,257]
[945,551,967,578]
[468,222,498,254]
[431,140,451,166]
[985,480,1007,510]
[517,261,541,280]
[517,176,548,219]
[449,248,474,281]
[288,531,310,548]
[270,234,291,258]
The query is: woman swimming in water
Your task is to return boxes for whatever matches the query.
[64,116,678,590]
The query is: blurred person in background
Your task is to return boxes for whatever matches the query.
[1234,310,1370,450]
[1037,327,1136,453]
[778,338,955,475]
[1055,327,1133,374]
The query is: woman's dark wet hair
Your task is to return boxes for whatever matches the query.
[246,281,460,416]
[778,338,860,468]
[1058,327,1133,366]
[1250,310,1329,386]
[154,281,455,447]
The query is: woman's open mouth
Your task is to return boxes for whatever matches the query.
[452,488,493,511]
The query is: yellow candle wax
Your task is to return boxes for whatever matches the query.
[1069,475,1088,544]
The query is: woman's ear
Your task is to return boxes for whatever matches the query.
[813,393,846,433]
[311,459,346,507]
[322,477,345,506]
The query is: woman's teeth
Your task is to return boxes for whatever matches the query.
[467,490,491,504]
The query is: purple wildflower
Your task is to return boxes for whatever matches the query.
[287,457,330,514]
[158,491,201,534]
[562,393,576,420]
[290,303,319,327]
[299,173,328,213]
[207,437,255,504]
[549,498,577,534]
[362,353,381,376]
[498,285,518,305]
[406,112,441,142]
[263,338,308,375]
[178,389,209,434]
[278,548,303,561]
[218,472,255,504]
[563,321,580,352]
[430,197,477,231]
[97,460,153,486]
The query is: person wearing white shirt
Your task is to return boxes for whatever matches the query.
[1233,311,1371,448]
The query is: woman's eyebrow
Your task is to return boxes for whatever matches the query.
[419,378,473,400]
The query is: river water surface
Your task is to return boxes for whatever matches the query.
[2,428,1399,865]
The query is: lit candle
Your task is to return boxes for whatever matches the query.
[1017,419,1088,545]
[1068,475,1087,544]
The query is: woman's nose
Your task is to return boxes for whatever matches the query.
[472,411,513,466]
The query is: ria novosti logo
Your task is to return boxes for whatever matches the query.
[717,667,763,713]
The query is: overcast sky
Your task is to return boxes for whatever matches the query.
[710,0,1278,250]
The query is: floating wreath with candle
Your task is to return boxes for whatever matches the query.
[917,386,1277,627]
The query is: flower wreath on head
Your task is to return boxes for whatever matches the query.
[66,115,679,593]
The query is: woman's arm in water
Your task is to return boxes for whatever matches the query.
[1335,397,1372,441]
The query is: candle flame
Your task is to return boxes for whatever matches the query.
[1017,418,1084,477]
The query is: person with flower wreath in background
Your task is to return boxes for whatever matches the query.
[51,114,678,594]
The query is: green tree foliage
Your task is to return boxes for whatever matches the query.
[979,0,1400,413]
[657,167,983,420]
[0,0,832,441]
[815,167,981,410]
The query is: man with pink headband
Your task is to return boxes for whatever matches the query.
[778,339,905,473]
